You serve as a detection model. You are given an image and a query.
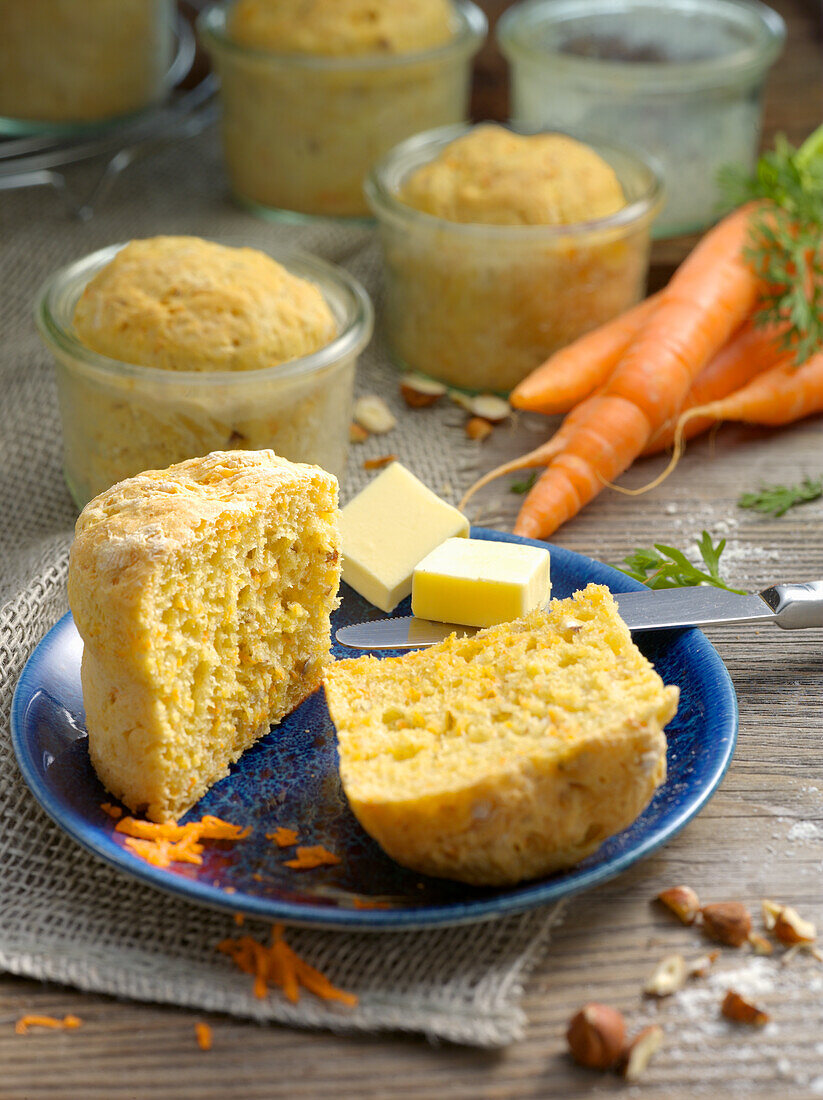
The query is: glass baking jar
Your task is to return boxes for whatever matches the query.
[498,0,785,238]
[36,243,373,509]
[198,0,486,219]
[366,124,662,395]
[0,0,176,132]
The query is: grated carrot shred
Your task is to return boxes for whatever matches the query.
[116,814,250,870]
[195,1023,213,1051]
[283,845,340,870]
[217,926,357,1007]
[233,913,245,927]
[15,1014,82,1035]
[266,827,299,848]
[100,802,122,819]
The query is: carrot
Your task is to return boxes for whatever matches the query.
[195,1023,213,1051]
[15,1015,82,1035]
[677,351,823,431]
[511,292,661,414]
[283,845,341,870]
[515,205,760,538]
[459,393,609,508]
[642,322,790,455]
[266,826,299,848]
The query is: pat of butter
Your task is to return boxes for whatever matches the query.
[412,537,551,628]
[339,462,469,613]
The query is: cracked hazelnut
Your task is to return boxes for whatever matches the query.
[363,454,397,471]
[644,954,688,997]
[399,374,446,408]
[622,1025,664,1081]
[353,395,396,434]
[721,990,770,1027]
[701,902,752,947]
[349,422,369,443]
[566,1003,626,1070]
[657,885,701,925]
[465,417,493,442]
[763,901,816,946]
[748,932,774,956]
[688,950,720,978]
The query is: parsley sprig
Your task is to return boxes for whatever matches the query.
[718,125,823,365]
[738,475,823,518]
[509,471,538,495]
[614,531,745,593]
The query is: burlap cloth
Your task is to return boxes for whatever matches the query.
[0,132,561,1047]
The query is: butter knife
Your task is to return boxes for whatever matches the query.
[335,581,823,650]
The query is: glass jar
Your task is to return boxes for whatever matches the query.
[198,0,487,219]
[366,124,662,395]
[0,0,176,132]
[36,243,373,509]
[498,0,785,238]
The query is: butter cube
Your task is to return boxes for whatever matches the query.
[412,537,551,628]
[340,462,469,613]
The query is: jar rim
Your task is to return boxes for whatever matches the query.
[365,123,665,240]
[497,0,786,91]
[198,0,487,70]
[35,241,374,387]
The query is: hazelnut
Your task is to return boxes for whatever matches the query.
[622,1025,664,1081]
[449,390,512,423]
[353,395,397,435]
[465,417,493,442]
[566,1003,626,1070]
[701,901,752,947]
[721,990,770,1027]
[657,885,701,925]
[688,950,720,978]
[399,374,446,408]
[769,903,816,946]
[644,954,688,997]
[747,932,774,956]
[349,422,369,444]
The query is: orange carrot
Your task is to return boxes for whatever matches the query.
[266,826,299,848]
[677,351,823,431]
[642,322,790,455]
[511,292,661,414]
[283,845,341,870]
[459,393,609,507]
[117,814,250,869]
[15,1014,82,1035]
[217,927,357,1006]
[515,205,760,538]
[100,802,122,819]
[195,1023,213,1051]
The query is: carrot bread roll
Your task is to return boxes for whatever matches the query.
[68,450,340,823]
[324,584,678,886]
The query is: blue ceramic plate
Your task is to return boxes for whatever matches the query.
[11,529,737,930]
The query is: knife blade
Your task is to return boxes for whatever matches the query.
[334,581,823,650]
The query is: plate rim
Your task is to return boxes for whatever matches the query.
[10,528,738,931]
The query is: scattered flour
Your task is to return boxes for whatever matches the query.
[787,821,823,843]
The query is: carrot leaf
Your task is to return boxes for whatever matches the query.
[718,125,823,364]
[738,475,823,518]
[614,532,745,593]
[510,471,539,495]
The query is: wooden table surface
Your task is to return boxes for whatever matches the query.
[2,3,821,1097]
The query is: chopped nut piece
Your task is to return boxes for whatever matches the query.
[349,422,369,444]
[472,394,511,422]
[622,1025,664,1081]
[721,990,770,1027]
[762,898,782,931]
[644,954,688,997]
[772,904,816,946]
[449,391,512,422]
[465,417,493,442]
[701,902,752,947]
[688,950,720,978]
[399,374,447,408]
[657,885,701,925]
[363,454,397,471]
[353,395,396,435]
[566,1003,626,1070]
[748,932,774,956]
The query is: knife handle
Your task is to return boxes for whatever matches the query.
[760,582,823,629]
